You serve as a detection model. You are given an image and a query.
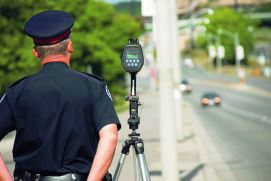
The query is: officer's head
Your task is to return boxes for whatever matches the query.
[24,10,74,60]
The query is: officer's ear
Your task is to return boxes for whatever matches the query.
[67,40,73,53]
[32,48,40,58]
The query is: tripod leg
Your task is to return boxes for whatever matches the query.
[134,141,151,181]
[136,153,151,181]
[113,153,127,181]
[133,148,142,181]
[113,140,132,181]
[141,154,150,178]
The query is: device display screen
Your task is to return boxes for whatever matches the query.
[124,49,141,69]
[121,39,144,73]
[127,50,139,59]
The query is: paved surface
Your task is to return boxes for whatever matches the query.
[108,90,224,181]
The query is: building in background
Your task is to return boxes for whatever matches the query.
[178,0,271,9]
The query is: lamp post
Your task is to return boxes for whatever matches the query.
[215,36,224,72]
[190,8,214,19]
[189,8,213,50]
[206,33,218,68]
[217,29,244,80]
[205,32,224,71]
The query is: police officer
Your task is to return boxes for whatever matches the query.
[0,10,121,181]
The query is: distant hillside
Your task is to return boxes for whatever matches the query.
[114,1,141,16]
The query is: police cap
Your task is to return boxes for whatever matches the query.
[24,10,74,45]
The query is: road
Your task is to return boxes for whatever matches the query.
[183,63,271,92]
[183,65,271,181]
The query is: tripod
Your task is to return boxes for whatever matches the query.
[113,73,151,181]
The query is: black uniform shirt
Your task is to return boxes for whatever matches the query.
[0,62,121,175]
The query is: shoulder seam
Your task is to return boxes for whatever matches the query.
[80,72,104,81]
[9,75,31,88]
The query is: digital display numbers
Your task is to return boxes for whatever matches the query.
[127,53,139,59]
[125,50,140,68]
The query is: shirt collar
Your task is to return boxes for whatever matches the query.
[42,62,69,70]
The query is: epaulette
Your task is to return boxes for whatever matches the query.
[81,72,104,81]
[9,75,30,88]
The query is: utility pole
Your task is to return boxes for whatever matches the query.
[215,35,223,72]
[234,33,240,73]
[189,8,214,51]
[234,0,239,10]
[169,0,183,139]
[217,29,243,79]
[155,0,179,180]
[130,0,136,16]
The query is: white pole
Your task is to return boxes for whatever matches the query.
[155,0,179,180]
[169,0,183,139]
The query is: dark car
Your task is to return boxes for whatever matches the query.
[179,79,192,94]
[201,92,221,106]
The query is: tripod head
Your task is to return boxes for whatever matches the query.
[121,38,144,132]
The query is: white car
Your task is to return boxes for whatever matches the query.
[179,79,192,94]
[184,58,194,69]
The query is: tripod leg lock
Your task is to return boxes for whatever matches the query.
[121,140,132,155]
[134,140,144,154]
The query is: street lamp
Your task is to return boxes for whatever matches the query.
[217,29,245,81]
[189,8,214,50]
[191,8,214,19]
[204,32,226,71]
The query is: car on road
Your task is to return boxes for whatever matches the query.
[201,92,221,106]
[184,57,194,69]
[179,79,192,94]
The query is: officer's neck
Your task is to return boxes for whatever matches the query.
[42,54,70,66]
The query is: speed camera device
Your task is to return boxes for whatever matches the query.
[113,38,151,181]
[121,38,144,73]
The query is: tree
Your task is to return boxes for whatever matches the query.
[196,8,258,64]
[0,0,143,104]
[0,0,47,93]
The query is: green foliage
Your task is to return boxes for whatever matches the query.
[0,0,45,92]
[196,7,258,65]
[0,0,143,101]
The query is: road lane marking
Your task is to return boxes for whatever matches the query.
[222,103,271,125]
